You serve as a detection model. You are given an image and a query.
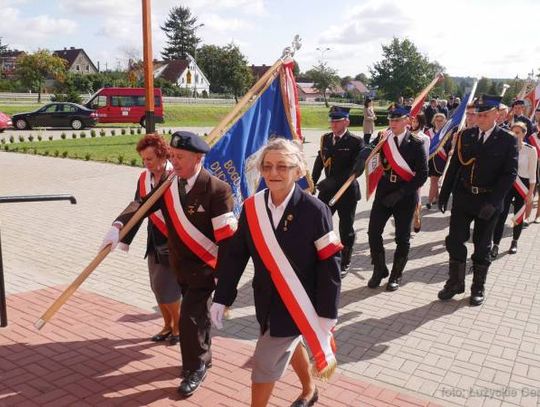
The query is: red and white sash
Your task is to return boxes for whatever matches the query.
[244,191,338,378]
[512,177,529,225]
[381,134,415,182]
[138,161,173,237]
[163,176,236,268]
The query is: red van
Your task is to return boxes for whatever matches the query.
[85,87,164,127]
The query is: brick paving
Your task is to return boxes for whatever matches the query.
[1,129,540,406]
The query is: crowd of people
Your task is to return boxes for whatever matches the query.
[98,92,539,406]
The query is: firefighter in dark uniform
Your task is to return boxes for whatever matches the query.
[438,95,518,306]
[365,106,428,291]
[312,106,365,278]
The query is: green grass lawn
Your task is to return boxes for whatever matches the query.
[3,134,167,166]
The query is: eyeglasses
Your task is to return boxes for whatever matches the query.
[261,164,297,174]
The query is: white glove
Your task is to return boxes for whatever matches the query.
[100,225,120,251]
[210,303,225,329]
[319,317,337,333]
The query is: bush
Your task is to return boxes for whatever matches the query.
[111,129,116,136]
[117,154,124,164]
[130,158,138,166]
[80,131,86,138]
[62,151,68,158]
[22,146,27,153]
[54,150,60,157]
[91,130,96,138]
[121,128,126,135]
[130,128,135,135]
[48,135,53,141]
[137,127,142,135]
[100,129,106,137]
[43,150,49,156]
[18,135,25,142]
[0,138,4,144]
[72,133,77,139]
[3,145,8,151]
[28,135,34,142]
[85,153,91,161]
[61,132,66,139]
[37,135,42,141]
[168,129,172,135]
[9,135,14,143]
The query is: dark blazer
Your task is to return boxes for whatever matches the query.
[441,125,518,211]
[312,130,365,203]
[374,130,428,199]
[117,168,234,288]
[213,186,341,337]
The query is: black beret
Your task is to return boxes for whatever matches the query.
[170,131,210,153]
[328,105,351,121]
[476,94,502,112]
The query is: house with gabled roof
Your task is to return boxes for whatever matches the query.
[154,54,210,96]
[53,47,98,74]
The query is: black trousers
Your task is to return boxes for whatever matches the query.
[446,194,499,266]
[368,192,416,259]
[329,197,358,248]
[493,178,529,244]
[179,284,213,371]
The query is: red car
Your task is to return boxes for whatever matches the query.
[0,111,12,132]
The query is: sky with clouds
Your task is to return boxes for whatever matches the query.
[1,0,538,80]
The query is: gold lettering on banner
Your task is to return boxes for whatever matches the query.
[224,160,241,187]
[210,161,227,182]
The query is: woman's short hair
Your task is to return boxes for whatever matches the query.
[414,113,427,130]
[364,98,372,107]
[257,137,307,176]
[136,134,169,159]
[432,112,446,125]
[511,121,527,134]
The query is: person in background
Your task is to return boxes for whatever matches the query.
[410,113,430,232]
[424,98,439,128]
[362,98,377,144]
[425,113,449,209]
[490,122,537,258]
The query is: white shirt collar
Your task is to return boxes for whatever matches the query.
[480,125,496,142]
[183,166,202,194]
[393,129,407,146]
[333,129,347,140]
[267,184,296,229]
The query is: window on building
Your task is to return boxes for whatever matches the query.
[76,65,80,71]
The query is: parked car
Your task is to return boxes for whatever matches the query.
[0,111,12,132]
[11,102,98,130]
[84,87,164,127]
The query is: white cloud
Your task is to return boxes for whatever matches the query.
[201,13,253,32]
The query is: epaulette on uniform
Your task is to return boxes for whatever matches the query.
[409,133,423,143]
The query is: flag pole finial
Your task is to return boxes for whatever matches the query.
[281,35,302,59]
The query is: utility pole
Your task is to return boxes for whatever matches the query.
[142,0,155,133]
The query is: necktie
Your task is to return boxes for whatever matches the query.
[480,131,486,144]
[178,178,187,204]
[333,136,340,145]
[394,134,399,147]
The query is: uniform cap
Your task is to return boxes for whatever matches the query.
[170,131,210,153]
[328,105,351,121]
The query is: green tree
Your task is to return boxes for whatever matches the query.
[354,72,370,85]
[16,50,67,103]
[305,62,339,107]
[0,37,8,55]
[197,43,253,100]
[161,6,201,60]
[476,77,493,96]
[369,37,442,101]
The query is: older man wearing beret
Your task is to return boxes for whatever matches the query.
[101,131,236,397]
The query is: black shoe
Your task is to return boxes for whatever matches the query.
[489,244,499,261]
[340,268,349,279]
[367,275,384,288]
[438,285,464,300]
[426,203,432,210]
[386,278,400,291]
[470,291,484,306]
[168,334,180,346]
[178,366,207,397]
[181,361,212,378]
[290,388,318,407]
[509,240,517,254]
[151,330,172,342]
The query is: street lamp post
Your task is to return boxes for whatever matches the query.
[316,47,331,64]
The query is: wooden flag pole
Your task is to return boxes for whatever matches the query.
[410,72,444,114]
[206,58,284,146]
[328,174,356,207]
[34,172,176,330]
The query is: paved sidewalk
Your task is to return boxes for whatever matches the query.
[1,130,540,406]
